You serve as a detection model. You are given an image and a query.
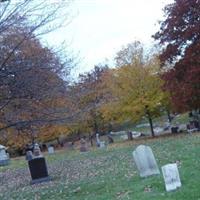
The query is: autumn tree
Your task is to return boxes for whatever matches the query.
[103,42,169,137]
[0,0,76,148]
[115,41,144,66]
[154,0,200,113]
[0,24,75,148]
[68,65,110,143]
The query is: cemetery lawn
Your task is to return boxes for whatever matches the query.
[1,133,200,200]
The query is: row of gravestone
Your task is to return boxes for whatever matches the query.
[26,137,107,184]
[26,140,181,190]
[27,140,106,185]
[1,142,181,191]
[80,134,107,152]
[133,145,181,192]
[0,143,55,184]
[27,144,181,190]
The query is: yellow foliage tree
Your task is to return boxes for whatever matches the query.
[101,42,170,136]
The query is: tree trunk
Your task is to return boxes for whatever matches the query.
[93,118,99,134]
[146,109,155,137]
[148,115,155,137]
[166,109,172,123]
[145,106,155,137]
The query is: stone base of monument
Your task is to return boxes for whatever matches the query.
[30,176,51,184]
[28,157,51,184]
[0,159,9,166]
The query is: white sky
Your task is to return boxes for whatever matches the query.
[45,0,173,76]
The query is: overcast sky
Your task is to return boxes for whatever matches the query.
[45,0,173,76]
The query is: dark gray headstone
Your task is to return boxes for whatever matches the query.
[171,126,178,133]
[127,131,133,140]
[28,157,50,184]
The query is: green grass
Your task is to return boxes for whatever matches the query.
[1,133,200,200]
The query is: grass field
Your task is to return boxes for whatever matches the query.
[1,132,200,200]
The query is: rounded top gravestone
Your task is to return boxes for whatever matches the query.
[33,143,43,158]
[80,138,88,152]
[48,146,55,154]
[133,145,160,178]
[0,144,9,166]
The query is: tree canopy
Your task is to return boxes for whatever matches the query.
[154,0,200,112]
[0,1,75,148]
[102,43,169,136]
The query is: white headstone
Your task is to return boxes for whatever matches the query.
[33,143,43,157]
[48,146,54,154]
[99,141,106,148]
[162,163,181,192]
[0,146,9,166]
[96,133,100,144]
[131,131,141,138]
[133,145,160,177]
[0,148,8,160]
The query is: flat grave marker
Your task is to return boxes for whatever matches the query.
[162,163,181,192]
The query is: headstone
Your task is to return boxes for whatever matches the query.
[171,126,179,133]
[48,146,54,154]
[99,141,106,148]
[131,131,141,138]
[28,157,50,184]
[26,151,33,161]
[163,122,171,131]
[33,143,43,158]
[96,133,100,147]
[28,143,50,184]
[66,141,74,150]
[127,131,133,140]
[0,145,9,166]
[80,138,88,152]
[133,145,160,177]
[162,163,181,192]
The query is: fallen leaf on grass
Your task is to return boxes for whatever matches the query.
[144,185,152,192]
[116,191,131,199]
[73,186,81,193]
